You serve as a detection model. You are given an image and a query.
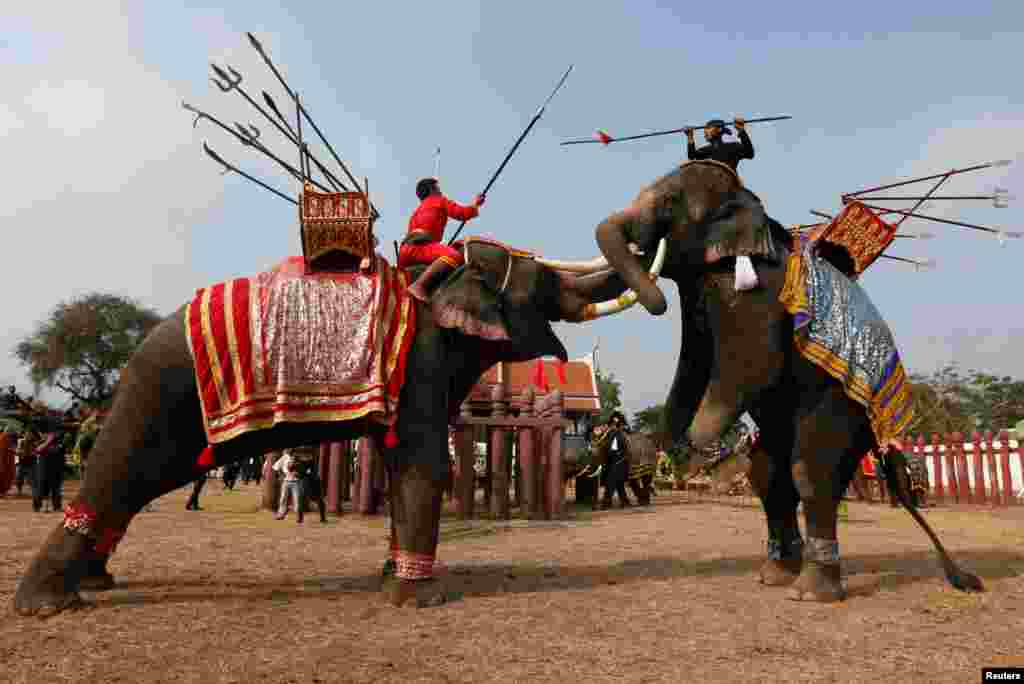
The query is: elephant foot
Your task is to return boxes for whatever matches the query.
[14,566,92,618]
[79,571,116,592]
[758,557,802,586]
[383,578,447,609]
[787,563,846,602]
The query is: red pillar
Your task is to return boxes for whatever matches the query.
[954,433,971,504]
[983,431,997,506]
[931,433,944,501]
[945,434,959,503]
[972,432,986,505]
[997,431,1013,506]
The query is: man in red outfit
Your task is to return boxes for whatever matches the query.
[400,178,485,301]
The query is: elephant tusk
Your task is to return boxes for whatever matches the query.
[534,254,610,273]
[581,238,667,320]
[535,244,644,274]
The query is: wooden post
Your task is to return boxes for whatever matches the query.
[517,386,539,519]
[997,431,1013,506]
[546,389,565,519]
[456,401,475,519]
[945,434,959,503]
[931,433,944,502]
[357,437,374,514]
[339,441,351,502]
[490,384,510,520]
[262,451,280,511]
[535,392,549,518]
[972,432,986,505]
[327,442,344,514]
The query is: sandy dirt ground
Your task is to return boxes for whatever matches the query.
[2,482,1023,684]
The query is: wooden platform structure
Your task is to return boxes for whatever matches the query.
[259,357,602,519]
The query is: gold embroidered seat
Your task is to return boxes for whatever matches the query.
[299,183,377,272]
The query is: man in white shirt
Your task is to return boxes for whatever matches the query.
[273,449,302,521]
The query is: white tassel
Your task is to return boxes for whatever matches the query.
[734,255,758,291]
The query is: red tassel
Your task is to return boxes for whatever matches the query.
[384,424,399,449]
[597,130,612,145]
[556,360,568,386]
[196,446,215,468]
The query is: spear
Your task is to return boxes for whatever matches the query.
[202,142,298,205]
[842,160,1012,198]
[447,64,574,246]
[246,32,379,219]
[856,203,1023,240]
[560,115,792,146]
[182,101,331,193]
[209,63,345,192]
[842,190,1013,208]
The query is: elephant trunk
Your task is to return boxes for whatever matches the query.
[595,217,668,316]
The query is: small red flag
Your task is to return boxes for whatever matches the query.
[532,358,550,392]
[596,130,613,145]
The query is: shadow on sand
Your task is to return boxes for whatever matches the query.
[92,546,1024,610]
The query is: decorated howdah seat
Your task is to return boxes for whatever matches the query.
[299,182,377,272]
[795,200,897,277]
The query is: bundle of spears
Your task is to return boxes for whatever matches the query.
[791,160,1017,273]
[183,33,381,267]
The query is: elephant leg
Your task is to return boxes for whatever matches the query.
[786,383,873,603]
[385,457,447,608]
[14,311,212,616]
[747,441,802,586]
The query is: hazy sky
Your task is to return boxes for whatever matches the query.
[2,2,1022,417]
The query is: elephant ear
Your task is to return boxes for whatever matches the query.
[430,247,511,342]
[701,188,780,263]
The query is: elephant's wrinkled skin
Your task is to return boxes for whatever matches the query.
[594,161,982,601]
[14,242,628,617]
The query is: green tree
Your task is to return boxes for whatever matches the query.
[904,362,1024,435]
[595,370,622,423]
[14,293,162,407]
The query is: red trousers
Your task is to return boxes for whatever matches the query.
[398,241,464,269]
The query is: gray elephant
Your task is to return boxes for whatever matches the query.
[13,239,628,616]
[587,159,982,601]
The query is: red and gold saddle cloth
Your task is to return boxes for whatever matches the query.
[186,255,415,444]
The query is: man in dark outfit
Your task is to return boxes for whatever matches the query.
[601,412,632,509]
[686,117,754,173]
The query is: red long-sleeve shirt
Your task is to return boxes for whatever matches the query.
[407,195,478,242]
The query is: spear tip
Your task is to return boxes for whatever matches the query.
[991,159,1013,168]
[246,32,262,51]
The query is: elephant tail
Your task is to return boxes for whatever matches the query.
[882,449,984,593]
